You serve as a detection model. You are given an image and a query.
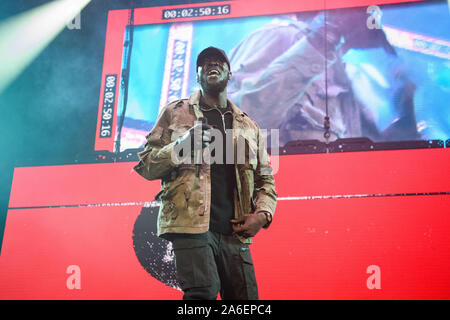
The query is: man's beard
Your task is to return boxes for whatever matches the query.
[200,74,229,94]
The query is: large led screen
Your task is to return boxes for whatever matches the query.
[93,0,449,153]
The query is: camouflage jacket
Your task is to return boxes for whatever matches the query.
[134,90,277,243]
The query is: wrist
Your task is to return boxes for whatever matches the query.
[257,211,272,228]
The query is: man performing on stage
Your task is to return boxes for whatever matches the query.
[134,47,277,300]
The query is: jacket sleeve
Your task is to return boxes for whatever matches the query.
[253,125,278,225]
[133,105,179,181]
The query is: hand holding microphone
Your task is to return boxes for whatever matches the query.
[175,117,212,163]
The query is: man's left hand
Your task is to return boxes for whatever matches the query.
[230,212,268,238]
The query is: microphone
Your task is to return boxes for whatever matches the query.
[194,117,208,174]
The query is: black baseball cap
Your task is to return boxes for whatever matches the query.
[196,46,231,70]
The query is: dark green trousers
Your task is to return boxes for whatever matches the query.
[171,231,259,300]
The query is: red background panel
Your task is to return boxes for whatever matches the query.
[94,9,129,152]
[0,206,181,300]
[274,148,450,197]
[8,162,161,208]
[8,148,450,208]
[134,0,425,25]
[254,196,450,299]
[1,195,449,299]
[2,148,450,299]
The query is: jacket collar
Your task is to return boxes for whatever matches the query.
[188,90,246,122]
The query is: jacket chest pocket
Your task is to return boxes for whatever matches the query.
[168,123,191,142]
[235,133,258,170]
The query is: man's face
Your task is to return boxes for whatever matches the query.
[197,54,231,93]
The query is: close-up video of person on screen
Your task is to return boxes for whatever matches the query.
[115,2,449,152]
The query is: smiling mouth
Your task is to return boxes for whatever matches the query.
[207,69,220,76]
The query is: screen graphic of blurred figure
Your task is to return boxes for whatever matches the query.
[228,7,420,146]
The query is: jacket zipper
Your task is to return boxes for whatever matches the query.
[219,110,232,131]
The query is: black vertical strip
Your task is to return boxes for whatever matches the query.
[323,1,330,145]
[115,6,135,154]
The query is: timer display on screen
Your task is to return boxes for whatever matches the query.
[162,4,230,20]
